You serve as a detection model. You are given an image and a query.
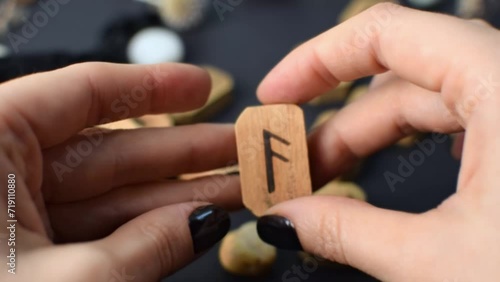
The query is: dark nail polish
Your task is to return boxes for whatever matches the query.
[257,215,303,251]
[189,205,230,254]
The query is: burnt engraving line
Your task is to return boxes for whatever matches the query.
[263,129,290,194]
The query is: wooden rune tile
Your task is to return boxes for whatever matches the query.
[235,104,312,216]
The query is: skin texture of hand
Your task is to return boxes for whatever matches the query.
[257,3,500,282]
[0,63,240,281]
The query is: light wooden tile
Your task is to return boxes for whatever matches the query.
[235,104,312,216]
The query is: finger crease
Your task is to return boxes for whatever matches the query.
[310,47,341,89]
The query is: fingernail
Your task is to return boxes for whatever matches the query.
[189,205,230,254]
[257,215,303,251]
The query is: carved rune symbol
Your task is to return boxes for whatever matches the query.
[263,129,290,193]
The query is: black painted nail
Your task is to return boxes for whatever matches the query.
[189,205,230,254]
[257,215,303,251]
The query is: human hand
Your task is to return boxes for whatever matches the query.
[256,3,500,281]
[0,63,240,281]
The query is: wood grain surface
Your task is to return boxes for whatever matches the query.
[236,104,312,216]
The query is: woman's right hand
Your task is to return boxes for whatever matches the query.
[256,3,500,281]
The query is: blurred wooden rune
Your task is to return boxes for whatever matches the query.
[456,0,485,18]
[397,134,418,147]
[339,0,396,23]
[136,114,174,128]
[172,65,233,125]
[311,109,337,129]
[98,114,173,130]
[346,85,369,104]
[219,221,277,276]
[235,105,312,216]
[99,119,141,130]
[179,165,239,180]
[308,81,353,106]
[315,180,367,201]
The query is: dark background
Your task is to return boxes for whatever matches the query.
[2,0,499,281]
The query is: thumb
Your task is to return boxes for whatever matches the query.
[93,202,230,281]
[257,196,419,280]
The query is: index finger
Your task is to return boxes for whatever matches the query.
[257,3,499,108]
[0,62,211,148]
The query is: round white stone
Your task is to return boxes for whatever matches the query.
[127,27,184,64]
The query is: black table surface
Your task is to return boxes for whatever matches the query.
[3,0,499,281]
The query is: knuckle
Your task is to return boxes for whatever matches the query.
[369,72,396,90]
[141,220,177,274]
[180,132,202,172]
[394,98,415,136]
[449,68,489,121]
[314,203,349,265]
